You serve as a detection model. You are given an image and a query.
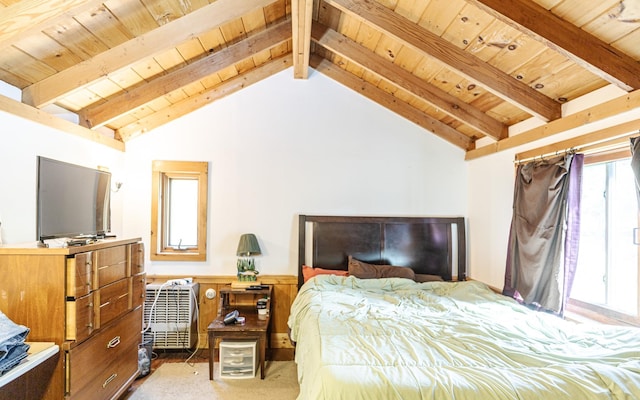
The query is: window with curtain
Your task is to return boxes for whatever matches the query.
[568,150,640,325]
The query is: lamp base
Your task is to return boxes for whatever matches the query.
[231,280,262,289]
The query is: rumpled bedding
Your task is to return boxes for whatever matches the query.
[0,310,30,376]
[288,275,640,400]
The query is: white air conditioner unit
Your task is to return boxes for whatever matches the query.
[143,282,199,349]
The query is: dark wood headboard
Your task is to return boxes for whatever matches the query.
[297,215,466,288]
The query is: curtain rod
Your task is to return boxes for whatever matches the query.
[514,130,640,165]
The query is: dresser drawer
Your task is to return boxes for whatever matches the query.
[66,292,95,342]
[66,251,93,297]
[93,246,128,289]
[96,279,130,329]
[66,307,141,400]
[132,273,146,309]
[129,242,145,276]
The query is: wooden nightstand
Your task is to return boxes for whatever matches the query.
[207,285,272,380]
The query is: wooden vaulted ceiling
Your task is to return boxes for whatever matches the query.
[1,0,640,157]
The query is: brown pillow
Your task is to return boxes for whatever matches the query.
[348,256,415,280]
[414,273,444,283]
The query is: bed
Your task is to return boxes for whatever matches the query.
[288,215,640,399]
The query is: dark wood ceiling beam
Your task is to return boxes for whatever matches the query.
[292,0,314,78]
[79,20,291,129]
[22,0,279,108]
[466,0,640,91]
[325,0,561,122]
[310,55,474,150]
[117,55,293,141]
[312,23,506,141]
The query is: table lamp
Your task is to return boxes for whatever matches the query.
[232,233,261,288]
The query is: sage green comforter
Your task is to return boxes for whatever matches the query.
[287,276,640,399]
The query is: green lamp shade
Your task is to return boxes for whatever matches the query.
[236,233,261,256]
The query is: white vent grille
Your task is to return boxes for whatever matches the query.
[143,282,199,349]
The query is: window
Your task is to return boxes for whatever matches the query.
[569,150,640,325]
[151,161,208,261]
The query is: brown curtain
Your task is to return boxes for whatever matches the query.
[630,137,640,202]
[503,154,582,314]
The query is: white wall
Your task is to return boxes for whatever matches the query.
[467,85,640,289]
[3,71,638,286]
[123,67,468,277]
[0,111,124,244]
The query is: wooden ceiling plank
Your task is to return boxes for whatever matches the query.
[218,17,247,43]
[466,0,640,91]
[326,0,561,122]
[264,0,289,24]
[153,48,187,72]
[176,37,207,63]
[0,93,124,151]
[139,0,189,24]
[442,3,494,51]
[0,45,57,83]
[13,32,84,72]
[42,18,110,59]
[313,23,507,140]
[418,0,466,36]
[104,0,159,38]
[22,0,279,108]
[117,54,293,140]
[79,19,291,128]
[73,4,133,48]
[242,5,268,33]
[0,0,106,49]
[310,55,473,150]
[465,88,640,160]
[292,0,313,78]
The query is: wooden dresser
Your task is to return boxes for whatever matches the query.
[0,238,145,400]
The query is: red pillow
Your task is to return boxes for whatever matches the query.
[302,265,349,283]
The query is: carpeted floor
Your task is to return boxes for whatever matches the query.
[123,361,299,400]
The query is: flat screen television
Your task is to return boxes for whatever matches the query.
[37,156,111,241]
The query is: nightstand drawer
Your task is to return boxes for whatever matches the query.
[219,341,257,379]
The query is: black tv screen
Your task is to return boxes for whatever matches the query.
[37,156,111,241]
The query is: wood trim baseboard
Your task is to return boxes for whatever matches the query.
[145,275,298,285]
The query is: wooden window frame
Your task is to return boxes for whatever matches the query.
[151,160,208,261]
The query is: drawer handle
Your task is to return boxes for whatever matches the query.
[102,373,117,388]
[87,323,93,329]
[107,336,121,348]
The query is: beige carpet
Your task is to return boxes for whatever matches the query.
[126,361,299,400]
